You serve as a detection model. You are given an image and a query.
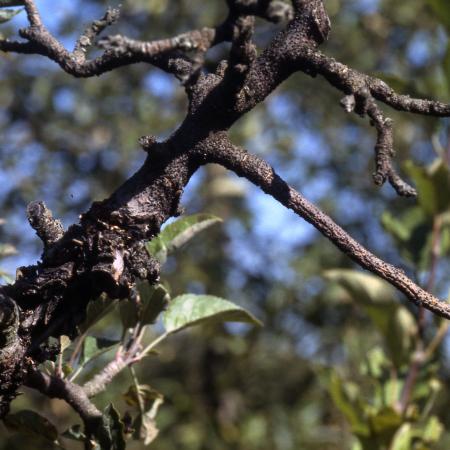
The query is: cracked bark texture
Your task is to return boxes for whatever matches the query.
[0,0,449,423]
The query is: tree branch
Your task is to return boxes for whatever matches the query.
[25,369,102,424]
[1,0,450,424]
[201,134,450,319]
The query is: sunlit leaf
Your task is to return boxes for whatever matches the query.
[423,416,444,443]
[163,294,262,333]
[146,213,222,263]
[383,379,402,408]
[390,423,413,450]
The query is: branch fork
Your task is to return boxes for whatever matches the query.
[0,0,450,430]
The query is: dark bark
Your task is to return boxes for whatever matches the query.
[0,0,449,423]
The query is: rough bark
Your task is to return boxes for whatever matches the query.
[0,0,449,422]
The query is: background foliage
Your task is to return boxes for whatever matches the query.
[0,0,450,448]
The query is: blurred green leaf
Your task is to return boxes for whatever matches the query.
[120,283,170,330]
[373,73,411,95]
[0,7,21,23]
[4,410,59,442]
[140,283,170,325]
[325,370,369,436]
[323,270,397,305]
[423,416,444,443]
[146,213,222,263]
[93,404,126,450]
[80,336,119,367]
[405,159,450,216]
[370,407,402,438]
[78,295,118,335]
[444,43,450,96]
[381,207,432,269]
[364,347,388,379]
[120,297,139,331]
[383,378,402,408]
[427,0,450,31]
[163,294,262,333]
[324,270,417,366]
[391,423,413,450]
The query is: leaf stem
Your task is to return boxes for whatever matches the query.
[129,366,145,416]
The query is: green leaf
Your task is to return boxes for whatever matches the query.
[369,407,402,437]
[323,269,397,304]
[444,43,450,96]
[139,283,170,325]
[405,159,450,216]
[423,416,444,443]
[78,294,118,334]
[0,8,21,23]
[163,294,262,333]
[383,378,402,408]
[381,207,432,269]
[363,347,388,379]
[324,370,369,436]
[119,297,139,331]
[391,423,413,450]
[103,404,126,450]
[93,404,126,450]
[427,0,450,31]
[146,213,222,263]
[4,410,59,442]
[120,283,170,330]
[80,336,119,367]
[324,270,417,366]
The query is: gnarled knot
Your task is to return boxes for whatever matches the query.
[27,201,65,248]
